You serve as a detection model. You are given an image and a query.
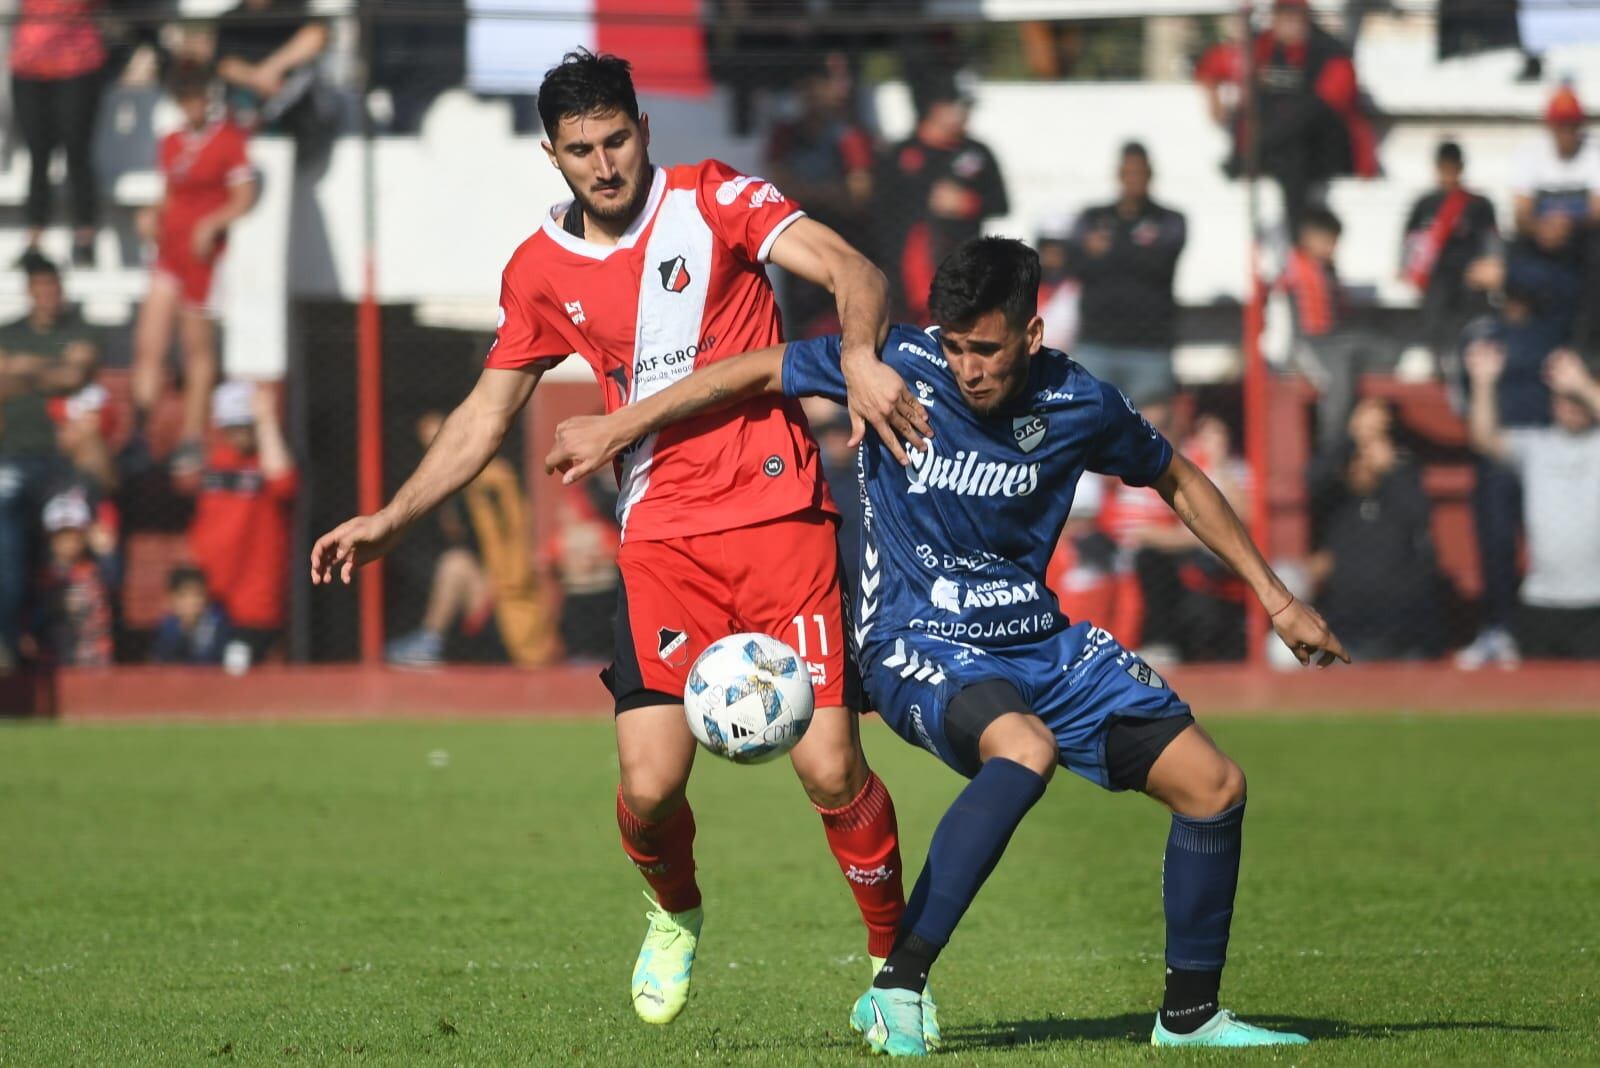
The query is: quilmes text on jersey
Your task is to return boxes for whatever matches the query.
[903,441,1041,497]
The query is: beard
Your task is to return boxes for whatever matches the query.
[573,164,653,226]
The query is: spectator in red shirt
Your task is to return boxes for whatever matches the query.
[130,62,258,476]
[188,380,296,661]
[10,0,107,267]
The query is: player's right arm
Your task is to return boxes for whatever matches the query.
[546,331,931,484]
[311,365,541,584]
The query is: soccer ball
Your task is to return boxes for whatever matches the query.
[684,632,815,764]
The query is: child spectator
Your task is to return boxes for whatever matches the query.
[1467,345,1600,660]
[36,490,116,667]
[1281,208,1400,452]
[151,566,230,664]
[188,381,296,662]
[129,62,258,476]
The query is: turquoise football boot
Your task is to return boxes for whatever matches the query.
[1151,1009,1309,1047]
[870,955,941,1049]
[850,987,927,1056]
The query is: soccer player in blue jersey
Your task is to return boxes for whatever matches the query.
[547,237,1349,1055]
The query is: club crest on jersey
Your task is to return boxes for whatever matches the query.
[658,256,692,293]
[1126,660,1165,689]
[1012,414,1047,453]
[657,627,688,665]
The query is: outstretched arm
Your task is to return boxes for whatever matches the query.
[311,365,540,584]
[1152,452,1349,667]
[545,347,789,484]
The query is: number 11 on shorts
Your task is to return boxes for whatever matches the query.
[791,614,829,657]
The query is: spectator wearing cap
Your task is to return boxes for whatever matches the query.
[1036,214,1081,354]
[1400,141,1500,373]
[35,489,116,667]
[1235,0,1378,233]
[764,51,876,337]
[1509,85,1600,243]
[874,71,1009,322]
[1069,142,1186,420]
[151,566,230,665]
[0,252,100,665]
[187,381,297,662]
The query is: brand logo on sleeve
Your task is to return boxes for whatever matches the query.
[657,255,692,293]
[763,455,785,477]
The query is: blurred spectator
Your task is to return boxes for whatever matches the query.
[1194,13,1244,131]
[1401,141,1499,372]
[35,489,116,666]
[10,0,107,267]
[547,485,619,664]
[1467,345,1600,659]
[130,63,257,475]
[1069,142,1185,418]
[0,252,100,665]
[1045,475,1143,647]
[1232,0,1378,232]
[1096,411,1250,663]
[875,70,1008,321]
[764,51,875,336]
[388,411,557,668]
[52,381,116,492]
[1281,208,1399,452]
[1509,85,1600,245]
[211,0,332,140]
[1035,214,1080,353]
[1307,398,1442,661]
[188,381,296,663]
[151,565,230,664]
[371,0,464,134]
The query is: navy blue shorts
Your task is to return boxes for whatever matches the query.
[860,621,1191,788]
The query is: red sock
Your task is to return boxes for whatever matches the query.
[816,772,905,958]
[616,787,702,913]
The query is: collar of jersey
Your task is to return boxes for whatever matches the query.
[540,166,668,261]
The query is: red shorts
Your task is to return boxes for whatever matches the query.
[155,243,222,314]
[604,509,850,713]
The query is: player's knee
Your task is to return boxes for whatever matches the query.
[1195,758,1246,816]
[619,775,688,823]
[792,746,867,809]
[981,715,1058,781]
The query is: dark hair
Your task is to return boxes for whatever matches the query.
[1120,140,1150,165]
[19,249,58,278]
[166,59,213,99]
[536,49,640,138]
[168,566,207,593]
[928,237,1041,330]
[1436,140,1464,167]
[1300,207,1343,238]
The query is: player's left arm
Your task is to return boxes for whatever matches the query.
[766,216,926,463]
[1153,452,1350,668]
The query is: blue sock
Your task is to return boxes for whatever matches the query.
[875,758,1047,991]
[1161,800,1245,1031]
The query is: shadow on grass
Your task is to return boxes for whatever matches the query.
[949,1013,1559,1050]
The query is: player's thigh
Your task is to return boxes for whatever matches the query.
[1140,721,1246,819]
[723,509,849,710]
[615,702,698,820]
[605,536,731,716]
[177,304,218,360]
[133,273,182,354]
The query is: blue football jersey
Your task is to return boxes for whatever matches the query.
[782,324,1172,658]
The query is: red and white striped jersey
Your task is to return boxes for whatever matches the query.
[486,159,835,542]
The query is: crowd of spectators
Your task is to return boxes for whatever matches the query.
[2,2,1597,676]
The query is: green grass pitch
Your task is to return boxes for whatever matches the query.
[2,714,1597,1065]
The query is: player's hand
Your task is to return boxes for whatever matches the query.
[1269,596,1350,668]
[191,218,221,260]
[545,414,631,484]
[841,351,931,466]
[310,512,402,585]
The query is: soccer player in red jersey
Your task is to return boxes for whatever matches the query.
[130,61,257,473]
[311,50,935,1031]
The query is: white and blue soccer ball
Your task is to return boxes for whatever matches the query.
[684,632,815,764]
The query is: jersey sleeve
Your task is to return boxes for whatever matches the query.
[484,254,570,372]
[221,126,254,185]
[780,334,847,403]
[1085,379,1172,487]
[694,159,806,265]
